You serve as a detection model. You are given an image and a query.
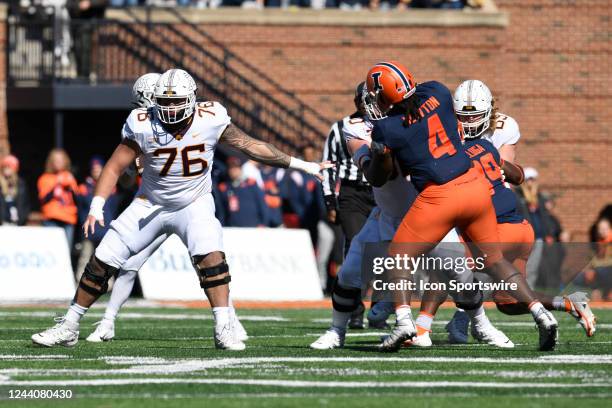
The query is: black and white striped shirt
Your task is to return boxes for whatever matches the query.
[322,114,370,207]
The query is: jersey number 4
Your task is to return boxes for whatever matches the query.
[153,144,208,177]
[428,114,457,158]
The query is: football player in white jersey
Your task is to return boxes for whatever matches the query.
[310,84,511,350]
[85,73,247,344]
[444,79,596,342]
[32,68,328,350]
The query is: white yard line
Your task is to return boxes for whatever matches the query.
[0,354,70,360]
[0,311,288,322]
[0,377,609,388]
[80,392,612,399]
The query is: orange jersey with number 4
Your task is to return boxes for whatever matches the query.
[372,81,472,191]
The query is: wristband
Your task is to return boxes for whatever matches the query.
[89,196,105,220]
[289,157,321,176]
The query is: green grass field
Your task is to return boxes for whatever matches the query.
[0,305,610,407]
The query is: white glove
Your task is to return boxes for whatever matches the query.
[88,196,105,221]
[289,157,322,176]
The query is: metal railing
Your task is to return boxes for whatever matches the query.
[7,11,331,153]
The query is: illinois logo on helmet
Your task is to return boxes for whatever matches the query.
[363,61,417,120]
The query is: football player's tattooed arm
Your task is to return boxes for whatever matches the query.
[84,141,140,238]
[219,124,330,178]
[220,124,291,167]
[500,159,525,185]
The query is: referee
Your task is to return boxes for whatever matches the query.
[321,82,376,328]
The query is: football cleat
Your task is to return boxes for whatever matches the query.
[471,323,514,348]
[378,319,416,352]
[534,308,559,351]
[446,310,470,344]
[32,318,79,348]
[214,323,246,351]
[367,301,394,329]
[310,329,345,350]
[233,315,249,342]
[404,331,433,348]
[86,319,115,343]
[348,302,365,330]
[565,292,596,337]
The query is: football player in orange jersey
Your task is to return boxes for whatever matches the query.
[360,61,558,351]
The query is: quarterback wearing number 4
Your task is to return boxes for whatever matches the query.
[32,68,329,351]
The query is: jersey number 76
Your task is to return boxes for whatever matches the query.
[153,144,208,177]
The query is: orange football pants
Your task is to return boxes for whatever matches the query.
[390,166,503,266]
[493,220,535,305]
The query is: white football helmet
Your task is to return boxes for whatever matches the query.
[153,69,197,124]
[132,73,160,108]
[453,80,493,138]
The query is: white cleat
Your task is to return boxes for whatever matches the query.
[378,319,416,352]
[565,292,596,337]
[471,324,514,348]
[404,331,433,348]
[310,329,345,350]
[214,323,246,351]
[232,316,249,342]
[31,318,79,348]
[534,308,559,351]
[86,319,115,343]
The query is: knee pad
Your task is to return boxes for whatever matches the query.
[193,256,230,290]
[331,279,361,313]
[79,256,119,297]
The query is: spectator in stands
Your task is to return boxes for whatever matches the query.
[0,155,30,226]
[217,157,268,227]
[299,144,326,243]
[590,204,612,242]
[536,194,565,290]
[37,148,79,249]
[578,218,612,301]
[516,167,556,288]
[242,159,264,189]
[260,164,286,227]
[68,0,108,79]
[301,144,335,291]
[75,156,121,278]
